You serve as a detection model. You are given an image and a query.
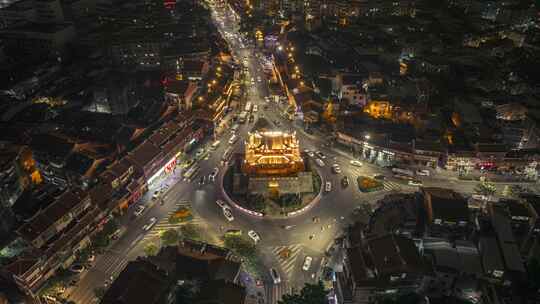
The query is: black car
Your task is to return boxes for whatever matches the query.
[373,174,385,180]
[198,176,206,186]
[341,176,349,188]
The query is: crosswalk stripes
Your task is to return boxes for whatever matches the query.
[142,201,201,240]
[110,259,129,278]
[270,244,303,279]
[382,181,402,192]
[265,282,290,304]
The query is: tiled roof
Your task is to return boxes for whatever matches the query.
[108,158,132,178]
[17,189,87,243]
[101,259,171,304]
[367,234,425,277]
[128,141,161,169]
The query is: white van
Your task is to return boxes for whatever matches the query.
[210,140,221,150]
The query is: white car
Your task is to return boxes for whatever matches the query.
[143,217,157,231]
[209,167,219,181]
[216,199,227,209]
[350,160,363,167]
[408,180,423,186]
[325,181,332,192]
[308,151,315,158]
[270,268,281,284]
[223,207,234,222]
[248,230,261,243]
[302,256,313,271]
[133,205,145,217]
[416,169,430,176]
[316,158,325,167]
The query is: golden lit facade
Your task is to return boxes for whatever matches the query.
[243,131,304,176]
[364,100,392,119]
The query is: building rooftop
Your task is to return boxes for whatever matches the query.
[422,187,470,224]
[197,279,246,304]
[127,140,161,170]
[100,259,172,304]
[17,189,87,243]
[367,234,426,277]
[489,204,526,273]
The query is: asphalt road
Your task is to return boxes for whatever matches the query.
[66,4,540,304]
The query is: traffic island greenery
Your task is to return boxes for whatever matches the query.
[278,193,301,209]
[179,224,201,241]
[168,206,193,224]
[357,176,384,192]
[474,181,497,198]
[312,170,322,194]
[223,162,321,217]
[161,229,179,246]
[246,194,267,212]
[223,235,264,277]
[144,243,159,256]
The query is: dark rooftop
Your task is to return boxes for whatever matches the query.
[100,259,172,304]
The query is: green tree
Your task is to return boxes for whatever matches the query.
[224,235,256,257]
[180,224,201,241]
[474,181,497,198]
[278,281,327,304]
[144,243,159,256]
[94,286,107,300]
[223,235,263,276]
[248,194,266,212]
[161,229,179,246]
[91,217,120,249]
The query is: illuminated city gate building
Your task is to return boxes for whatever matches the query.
[242,131,304,176]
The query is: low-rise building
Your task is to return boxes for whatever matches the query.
[421,187,470,237]
[335,234,427,304]
[103,240,246,304]
[100,259,175,304]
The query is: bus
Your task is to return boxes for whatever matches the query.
[222,147,233,161]
[183,165,200,181]
[244,102,252,112]
[238,111,248,123]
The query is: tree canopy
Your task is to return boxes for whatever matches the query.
[161,228,179,246]
[278,282,327,304]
